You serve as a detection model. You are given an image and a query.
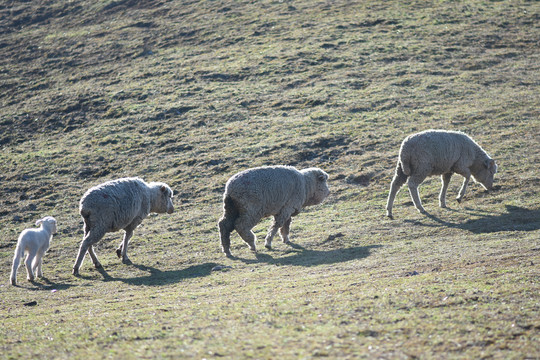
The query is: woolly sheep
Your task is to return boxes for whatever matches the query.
[10,216,57,285]
[386,129,497,218]
[72,177,174,275]
[218,165,330,256]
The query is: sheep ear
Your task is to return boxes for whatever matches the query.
[318,173,327,182]
[484,159,496,171]
[160,185,167,193]
[35,219,43,226]
[489,159,497,173]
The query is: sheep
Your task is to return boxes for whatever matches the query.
[10,216,57,286]
[72,177,174,275]
[386,129,497,218]
[218,165,330,256]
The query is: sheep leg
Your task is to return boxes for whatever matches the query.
[73,228,105,275]
[25,251,36,282]
[264,221,279,249]
[265,210,293,250]
[87,245,102,268]
[219,195,239,256]
[439,173,453,208]
[408,176,426,214]
[386,164,408,219]
[34,253,44,278]
[10,250,22,285]
[218,216,235,257]
[235,214,258,252]
[456,172,471,203]
[83,222,99,268]
[117,229,134,264]
[36,258,43,278]
[279,217,292,244]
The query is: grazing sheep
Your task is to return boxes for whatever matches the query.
[386,129,497,218]
[10,216,57,285]
[72,177,174,275]
[218,166,330,256]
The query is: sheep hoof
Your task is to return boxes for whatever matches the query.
[456,197,462,203]
[72,268,80,276]
[222,248,232,257]
[265,244,272,250]
[122,258,132,265]
[116,249,122,258]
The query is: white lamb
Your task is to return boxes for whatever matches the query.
[10,216,57,286]
[218,165,330,256]
[386,130,497,218]
[72,177,174,275]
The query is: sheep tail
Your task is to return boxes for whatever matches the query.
[399,158,411,177]
[80,208,90,219]
[80,209,92,227]
[221,195,239,226]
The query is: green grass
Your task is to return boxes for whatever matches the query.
[1,0,539,358]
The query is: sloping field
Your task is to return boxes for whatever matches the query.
[1,0,539,358]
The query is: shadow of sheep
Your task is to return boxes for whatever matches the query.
[234,243,382,267]
[84,262,218,286]
[407,205,540,233]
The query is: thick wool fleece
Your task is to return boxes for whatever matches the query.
[219,166,329,256]
[386,130,497,218]
[10,216,57,285]
[73,177,173,275]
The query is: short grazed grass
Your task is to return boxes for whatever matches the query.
[1,0,539,358]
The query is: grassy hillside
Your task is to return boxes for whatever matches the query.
[1,0,539,358]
